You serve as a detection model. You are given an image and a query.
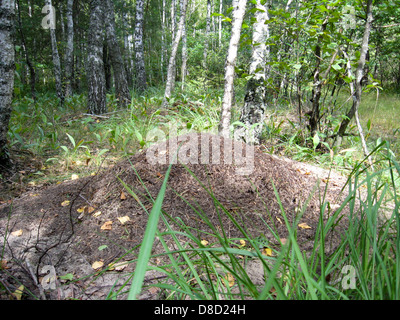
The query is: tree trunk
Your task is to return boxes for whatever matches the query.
[203,0,211,69]
[104,0,131,105]
[46,0,64,107]
[218,0,222,47]
[181,16,188,90]
[87,0,106,115]
[134,0,147,93]
[160,0,166,82]
[16,0,36,101]
[0,0,15,169]
[218,0,248,138]
[64,0,74,98]
[162,0,188,107]
[236,0,270,144]
[123,9,134,88]
[309,15,329,137]
[335,0,373,150]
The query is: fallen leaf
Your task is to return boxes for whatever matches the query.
[120,191,127,200]
[298,222,311,229]
[11,229,23,237]
[280,238,287,245]
[262,247,273,256]
[239,239,246,247]
[92,261,104,270]
[108,261,129,271]
[77,206,87,214]
[117,216,130,225]
[87,206,96,214]
[71,174,79,180]
[61,200,70,207]
[269,287,277,298]
[200,240,209,246]
[11,285,24,300]
[224,273,235,287]
[100,221,113,230]
[148,286,160,295]
[92,211,102,217]
[0,260,10,270]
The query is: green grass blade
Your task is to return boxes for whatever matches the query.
[127,161,174,300]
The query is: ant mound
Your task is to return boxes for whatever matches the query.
[0,132,348,299]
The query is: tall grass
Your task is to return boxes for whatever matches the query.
[117,143,400,300]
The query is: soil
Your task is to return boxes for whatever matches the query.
[0,133,350,300]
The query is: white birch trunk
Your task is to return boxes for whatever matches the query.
[87,0,106,114]
[203,0,211,69]
[236,0,270,144]
[0,0,15,168]
[218,0,248,138]
[162,0,188,107]
[134,0,147,93]
[64,0,74,97]
[46,0,64,106]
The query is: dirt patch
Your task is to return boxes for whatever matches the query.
[0,133,349,300]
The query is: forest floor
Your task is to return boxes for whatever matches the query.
[0,132,351,300]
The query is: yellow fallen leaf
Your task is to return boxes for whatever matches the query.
[92,261,104,270]
[92,211,102,217]
[11,229,23,237]
[298,222,311,229]
[117,216,130,225]
[200,240,209,246]
[71,174,79,180]
[225,273,235,287]
[87,206,96,214]
[61,200,70,207]
[77,206,87,213]
[108,261,129,271]
[100,221,113,230]
[263,247,273,256]
[239,239,246,247]
[12,285,24,300]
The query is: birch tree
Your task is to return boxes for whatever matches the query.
[203,0,211,69]
[104,0,131,105]
[45,0,64,107]
[64,0,74,98]
[134,0,147,93]
[0,0,15,168]
[87,0,106,114]
[236,0,270,144]
[335,0,374,164]
[162,0,188,107]
[218,0,247,138]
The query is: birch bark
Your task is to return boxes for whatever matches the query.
[0,0,15,168]
[104,0,131,105]
[45,0,64,107]
[236,0,270,144]
[64,0,74,97]
[162,0,188,107]
[218,0,248,138]
[134,0,147,93]
[87,0,106,115]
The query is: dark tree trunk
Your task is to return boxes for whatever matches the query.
[0,0,16,169]
[104,0,131,106]
[87,0,106,114]
[64,0,74,97]
[16,0,36,101]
